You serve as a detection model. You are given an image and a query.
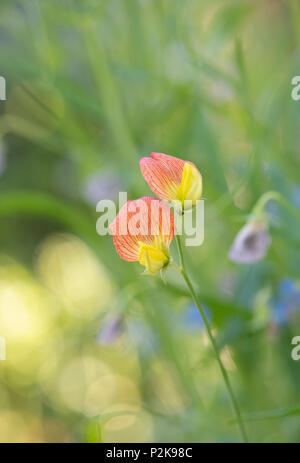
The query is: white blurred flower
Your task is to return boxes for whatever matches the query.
[228,220,271,264]
[83,171,121,205]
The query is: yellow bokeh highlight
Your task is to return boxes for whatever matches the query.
[37,234,113,318]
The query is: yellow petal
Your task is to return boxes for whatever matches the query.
[138,240,169,276]
[176,163,202,207]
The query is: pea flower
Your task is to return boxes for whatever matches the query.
[109,197,175,276]
[140,152,202,209]
[228,220,271,264]
[108,156,249,441]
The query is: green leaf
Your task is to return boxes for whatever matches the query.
[230,405,300,423]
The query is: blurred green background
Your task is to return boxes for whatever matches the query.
[0,0,300,443]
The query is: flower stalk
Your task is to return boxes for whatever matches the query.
[175,235,249,443]
[252,190,300,222]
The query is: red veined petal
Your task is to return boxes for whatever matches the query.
[151,152,201,182]
[140,153,201,202]
[150,152,186,183]
[109,200,140,261]
[139,156,180,201]
[109,197,175,262]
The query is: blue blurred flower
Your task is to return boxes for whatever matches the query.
[180,303,211,332]
[270,279,300,326]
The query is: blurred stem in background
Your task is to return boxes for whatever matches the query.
[79,16,138,171]
[143,290,204,416]
[252,191,300,222]
[174,235,249,443]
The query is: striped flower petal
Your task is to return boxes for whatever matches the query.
[140,152,202,206]
[110,197,175,275]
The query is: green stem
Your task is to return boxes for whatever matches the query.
[253,191,300,222]
[175,234,186,273]
[175,235,249,443]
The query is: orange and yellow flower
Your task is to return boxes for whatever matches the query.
[109,197,175,276]
[140,152,202,209]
